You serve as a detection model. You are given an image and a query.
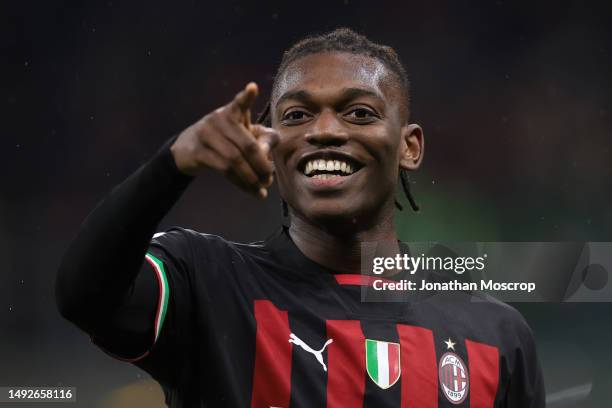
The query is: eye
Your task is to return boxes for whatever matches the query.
[345,107,379,123]
[281,109,311,125]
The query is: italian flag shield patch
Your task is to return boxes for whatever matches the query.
[365,339,401,389]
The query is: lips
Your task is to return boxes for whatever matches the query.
[297,151,364,179]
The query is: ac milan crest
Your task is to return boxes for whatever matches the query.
[438,351,469,404]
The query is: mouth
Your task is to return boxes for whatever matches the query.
[298,151,364,180]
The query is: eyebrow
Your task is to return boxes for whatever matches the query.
[276,87,385,107]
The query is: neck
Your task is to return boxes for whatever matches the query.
[288,208,398,274]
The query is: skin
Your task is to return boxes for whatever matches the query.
[171,52,424,273]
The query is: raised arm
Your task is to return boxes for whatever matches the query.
[55,83,278,354]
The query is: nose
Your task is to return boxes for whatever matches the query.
[304,110,349,147]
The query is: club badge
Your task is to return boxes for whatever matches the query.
[438,340,469,404]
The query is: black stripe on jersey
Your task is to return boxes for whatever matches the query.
[288,310,328,407]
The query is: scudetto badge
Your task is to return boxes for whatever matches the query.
[365,339,401,389]
[438,352,469,404]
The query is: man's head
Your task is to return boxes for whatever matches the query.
[261,28,424,233]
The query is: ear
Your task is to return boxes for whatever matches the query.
[399,123,424,171]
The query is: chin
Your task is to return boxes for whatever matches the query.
[296,200,380,232]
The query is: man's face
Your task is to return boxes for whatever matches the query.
[271,52,417,228]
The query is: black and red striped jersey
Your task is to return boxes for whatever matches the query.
[93,225,544,407]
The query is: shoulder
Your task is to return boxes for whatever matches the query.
[469,292,537,347]
[476,292,531,325]
[151,226,268,263]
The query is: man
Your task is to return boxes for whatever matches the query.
[56,28,544,407]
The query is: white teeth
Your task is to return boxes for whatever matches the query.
[303,158,357,176]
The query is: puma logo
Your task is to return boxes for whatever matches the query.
[289,333,334,372]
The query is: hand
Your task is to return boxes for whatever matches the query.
[170,82,279,198]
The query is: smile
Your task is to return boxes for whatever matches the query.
[298,151,364,182]
[304,159,355,178]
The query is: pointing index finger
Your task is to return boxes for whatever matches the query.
[232,82,258,114]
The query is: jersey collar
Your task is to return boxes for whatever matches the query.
[263,225,414,284]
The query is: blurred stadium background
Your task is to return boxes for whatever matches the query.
[2,1,611,406]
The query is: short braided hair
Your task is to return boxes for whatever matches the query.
[273,28,409,112]
[258,28,411,126]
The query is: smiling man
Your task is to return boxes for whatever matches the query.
[56,29,544,407]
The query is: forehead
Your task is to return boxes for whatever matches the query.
[273,52,397,105]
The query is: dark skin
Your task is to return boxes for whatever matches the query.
[171,52,424,273]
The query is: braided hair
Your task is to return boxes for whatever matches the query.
[257,28,419,215]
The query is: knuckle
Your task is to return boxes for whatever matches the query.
[186,142,199,157]
[261,162,274,174]
[244,173,258,186]
[209,109,224,122]
[195,117,213,134]
[204,108,225,124]
[181,138,201,160]
[218,106,230,116]
[218,161,231,173]
[244,140,259,154]
[195,149,213,165]
[227,152,243,166]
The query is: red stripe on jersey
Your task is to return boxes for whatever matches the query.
[388,343,400,385]
[326,320,366,407]
[466,339,500,408]
[251,300,293,408]
[397,324,438,407]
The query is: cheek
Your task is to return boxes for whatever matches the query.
[366,128,402,170]
[359,132,403,197]
[272,125,306,167]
